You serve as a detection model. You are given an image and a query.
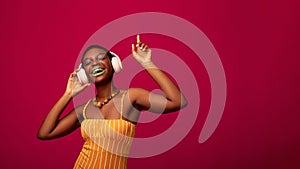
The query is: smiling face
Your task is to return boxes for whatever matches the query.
[82,47,114,85]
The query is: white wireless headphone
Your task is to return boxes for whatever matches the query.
[76,51,123,84]
[110,51,123,73]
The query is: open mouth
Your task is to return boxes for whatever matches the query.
[91,66,106,77]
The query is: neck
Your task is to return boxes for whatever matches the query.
[95,80,117,99]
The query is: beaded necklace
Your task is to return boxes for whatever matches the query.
[93,90,120,108]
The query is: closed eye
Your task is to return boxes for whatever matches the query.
[83,59,92,66]
[97,54,106,61]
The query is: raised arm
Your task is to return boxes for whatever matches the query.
[37,72,90,140]
[129,35,187,113]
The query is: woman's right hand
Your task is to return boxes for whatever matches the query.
[37,70,88,140]
[65,71,90,97]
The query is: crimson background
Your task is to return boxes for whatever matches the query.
[1,0,299,169]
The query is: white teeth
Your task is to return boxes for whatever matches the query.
[92,68,103,74]
[93,70,98,74]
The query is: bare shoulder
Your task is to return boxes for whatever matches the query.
[128,88,149,99]
[74,102,87,112]
[128,87,149,93]
[73,100,90,121]
[127,88,151,108]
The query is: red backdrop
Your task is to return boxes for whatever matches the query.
[1,0,299,168]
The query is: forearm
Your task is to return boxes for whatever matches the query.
[37,92,72,138]
[142,62,187,107]
[131,35,187,111]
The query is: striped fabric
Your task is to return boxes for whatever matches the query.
[74,92,136,169]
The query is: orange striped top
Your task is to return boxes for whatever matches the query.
[74,92,136,169]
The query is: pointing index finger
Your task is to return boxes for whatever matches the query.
[137,35,141,44]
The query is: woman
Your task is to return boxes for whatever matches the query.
[37,35,187,169]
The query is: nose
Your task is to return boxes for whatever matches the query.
[91,58,101,66]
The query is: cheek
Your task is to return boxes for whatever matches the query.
[104,60,113,71]
[83,67,89,74]
[83,67,92,78]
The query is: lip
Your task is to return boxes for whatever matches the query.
[91,65,106,77]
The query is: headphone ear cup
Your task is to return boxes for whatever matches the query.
[110,52,123,73]
[76,64,89,84]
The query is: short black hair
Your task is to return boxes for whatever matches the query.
[81,45,113,64]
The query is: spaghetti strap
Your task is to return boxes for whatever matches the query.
[83,99,92,119]
[120,91,127,120]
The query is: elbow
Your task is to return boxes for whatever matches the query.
[36,133,47,140]
[181,98,188,109]
[171,94,188,111]
[176,99,188,111]
[167,99,188,113]
[179,94,188,109]
[36,132,51,140]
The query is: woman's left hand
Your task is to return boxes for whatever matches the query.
[132,35,152,65]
